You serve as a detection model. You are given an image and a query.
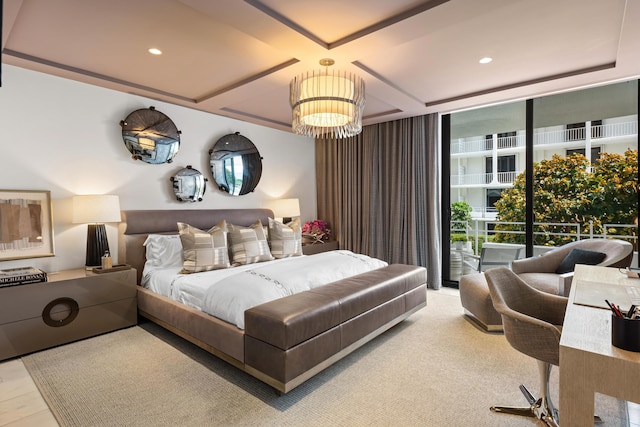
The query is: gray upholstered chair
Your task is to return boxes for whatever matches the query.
[460,238,633,332]
[511,238,633,296]
[484,267,567,426]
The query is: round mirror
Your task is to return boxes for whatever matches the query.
[120,106,181,164]
[209,132,262,196]
[170,165,207,202]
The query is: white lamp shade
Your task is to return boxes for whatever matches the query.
[290,67,365,138]
[72,195,121,224]
[271,198,301,219]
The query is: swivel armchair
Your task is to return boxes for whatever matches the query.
[484,267,567,426]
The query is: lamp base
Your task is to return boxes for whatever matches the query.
[86,224,110,268]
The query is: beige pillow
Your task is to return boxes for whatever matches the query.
[177,221,230,273]
[227,220,274,265]
[268,217,302,259]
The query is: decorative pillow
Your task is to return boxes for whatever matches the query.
[143,234,184,270]
[555,248,607,274]
[227,220,274,265]
[268,217,303,259]
[177,221,230,273]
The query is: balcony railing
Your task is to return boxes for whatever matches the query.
[451,219,638,257]
[451,170,524,186]
[452,120,637,154]
[450,136,489,154]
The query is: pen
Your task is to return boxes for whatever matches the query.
[606,300,624,317]
[628,304,637,318]
[605,299,624,317]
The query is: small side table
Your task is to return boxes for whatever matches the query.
[0,267,137,361]
[302,240,339,255]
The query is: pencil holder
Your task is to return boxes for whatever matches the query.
[611,314,640,352]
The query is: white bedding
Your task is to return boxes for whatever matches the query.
[142,250,388,329]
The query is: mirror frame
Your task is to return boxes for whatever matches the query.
[170,165,207,202]
[120,106,181,164]
[209,132,263,196]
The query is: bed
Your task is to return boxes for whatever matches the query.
[118,208,427,393]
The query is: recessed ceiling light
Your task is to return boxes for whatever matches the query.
[479,57,493,64]
[148,48,162,55]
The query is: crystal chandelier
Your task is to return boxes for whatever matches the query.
[290,58,365,139]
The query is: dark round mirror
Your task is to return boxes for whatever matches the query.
[209,132,262,196]
[120,106,181,164]
[170,165,207,202]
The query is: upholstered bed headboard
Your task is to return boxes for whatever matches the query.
[118,209,274,284]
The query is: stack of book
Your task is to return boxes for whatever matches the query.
[0,267,48,287]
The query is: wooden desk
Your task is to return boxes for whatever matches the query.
[560,264,640,426]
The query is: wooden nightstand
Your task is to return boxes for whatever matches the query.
[302,240,339,255]
[0,267,137,361]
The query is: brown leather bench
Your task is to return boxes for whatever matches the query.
[244,264,427,391]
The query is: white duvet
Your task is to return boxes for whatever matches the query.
[142,250,387,329]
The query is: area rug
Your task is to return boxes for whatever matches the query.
[22,290,628,426]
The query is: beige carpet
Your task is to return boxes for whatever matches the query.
[22,290,627,426]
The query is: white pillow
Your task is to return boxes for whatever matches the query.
[143,234,184,271]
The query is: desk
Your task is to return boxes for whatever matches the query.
[559,264,640,426]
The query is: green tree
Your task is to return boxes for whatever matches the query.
[450,201,472,241]
[493,150,638,246]
[451,201,472,223]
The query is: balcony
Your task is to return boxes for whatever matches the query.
[451,134,525,154]
[449,220,639,280]
[451,120,637,156]
[534,121,637,146]
[451,171,523,186]
[451,219,638,259]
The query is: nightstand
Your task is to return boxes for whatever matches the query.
[302,240,339,255]
[0,267,137,361]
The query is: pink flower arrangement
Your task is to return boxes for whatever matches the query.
[302,219,331,241]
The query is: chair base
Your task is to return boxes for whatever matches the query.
[491,384,603,426]
[491,384,559,427]
[463,309,503,332]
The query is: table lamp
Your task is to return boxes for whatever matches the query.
[72,195,121,268]
[271,198,300,223]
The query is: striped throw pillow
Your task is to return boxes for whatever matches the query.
[177,220,230,273]
[227,220,274,265]
[268,217,302,259]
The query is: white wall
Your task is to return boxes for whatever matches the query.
[0,65,316,273]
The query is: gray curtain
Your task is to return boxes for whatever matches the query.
[316,113,442,289]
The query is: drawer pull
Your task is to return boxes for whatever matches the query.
[42,297,79,327]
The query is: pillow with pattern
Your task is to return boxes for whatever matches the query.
[177,220,230,273]
[268,217,303,259]
[227,220,274,265]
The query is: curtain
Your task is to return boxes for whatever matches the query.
[316,113,442,289]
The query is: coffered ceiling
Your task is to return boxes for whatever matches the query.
[2,0,639,134]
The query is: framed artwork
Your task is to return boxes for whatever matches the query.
[0,190,55,261]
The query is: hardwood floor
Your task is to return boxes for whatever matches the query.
[0,359,57,427]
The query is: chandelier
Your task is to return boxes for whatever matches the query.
[290,58,365,139]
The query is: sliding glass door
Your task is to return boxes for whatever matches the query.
[445,102,525,285]
[443,79,638,287]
